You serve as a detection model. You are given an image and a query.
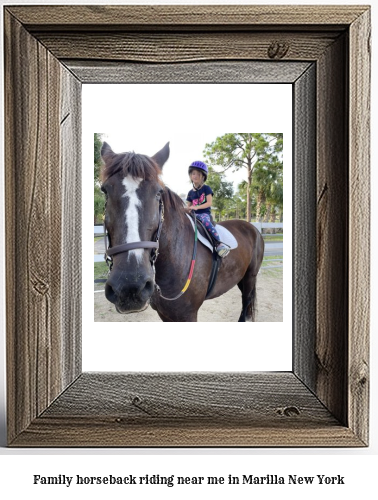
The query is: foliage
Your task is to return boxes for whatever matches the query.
[206,165,234,217]
[94,133,105,223]
[253,134,283,221]
[94,133,103,186]
[203,133,283,222]
[94,261,109,281]
[94,185,105,224]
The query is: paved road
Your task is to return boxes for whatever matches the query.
[94,237,106,254]
[264,242,283,256]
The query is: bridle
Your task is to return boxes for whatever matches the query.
[104,197,164,272]
[102,189,198,301]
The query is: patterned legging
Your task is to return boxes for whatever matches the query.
[195,213,220,242]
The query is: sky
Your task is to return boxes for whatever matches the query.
[83,83,292,196]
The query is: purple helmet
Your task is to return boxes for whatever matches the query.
[188,160,208,181]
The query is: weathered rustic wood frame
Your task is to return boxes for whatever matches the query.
[4,5,370,447]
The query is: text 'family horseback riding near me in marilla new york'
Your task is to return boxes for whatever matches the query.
[32,473,346,487]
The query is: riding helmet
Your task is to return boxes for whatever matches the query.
[188,160,208,181]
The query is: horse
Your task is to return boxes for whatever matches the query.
[100,142,265,322]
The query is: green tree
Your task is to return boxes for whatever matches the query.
[94,187,104,224]
[94,133,105,223]
[253,135,283,222]
[237,181,255,220]
[206,166,233,221]
[94,132,103,185]
[204,133,282,222]
[232,193,247,220]
[266,180,283,227]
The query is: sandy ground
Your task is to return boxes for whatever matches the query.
[94,268,283,322]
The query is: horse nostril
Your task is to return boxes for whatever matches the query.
[138,278,154,300]
[144,279,154,295]
[105,283,117,304]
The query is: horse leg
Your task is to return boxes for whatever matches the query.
[237,270,258,322]
[238,229,264,322]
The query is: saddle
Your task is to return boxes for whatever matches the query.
[186,214,238,298]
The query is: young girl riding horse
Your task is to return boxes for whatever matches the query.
[186,161,229,258]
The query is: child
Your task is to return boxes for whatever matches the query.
[186,161,229,258]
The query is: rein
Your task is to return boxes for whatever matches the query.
[102,196,198,301]
[155,213,198,301]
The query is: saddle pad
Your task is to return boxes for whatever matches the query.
[186,215,238,252]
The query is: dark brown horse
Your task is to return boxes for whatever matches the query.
[100,142,264,322]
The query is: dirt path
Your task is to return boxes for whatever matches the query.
[94,268,282,322]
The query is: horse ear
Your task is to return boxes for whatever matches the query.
[152,142,170,170]
[101,142,115,161]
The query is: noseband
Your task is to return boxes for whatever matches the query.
[104,198,164,270]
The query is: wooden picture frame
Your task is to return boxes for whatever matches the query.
[4,5,370,447]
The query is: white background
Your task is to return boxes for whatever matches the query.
[0,0,377,498]
[84,84,291,196]
[83,83,292,372]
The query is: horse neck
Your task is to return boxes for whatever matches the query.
[156,208,192,275]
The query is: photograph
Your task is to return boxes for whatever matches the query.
[93,127,285,323]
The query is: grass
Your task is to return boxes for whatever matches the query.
[94,261,108,281]
[260,266,283,278]
[263,254,282,260]
[262,234,283,242]
[261,254,283,278]
[94,235,104,242]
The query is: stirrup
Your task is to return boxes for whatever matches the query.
[216,243,230,258]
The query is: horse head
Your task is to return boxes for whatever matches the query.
[100,142,170,313]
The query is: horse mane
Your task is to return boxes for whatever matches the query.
[161,186,187,226]
[102,150,187,225]
[101,151,162,184]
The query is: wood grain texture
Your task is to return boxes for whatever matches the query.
[348,9,371,445]
[5,12,60,442]
[4,11,81,444]
[36,32,339,63]
[293,64,317,390]
[316,34,349,425]
[66,60,311,84]
[11,373,363,447]
[41,373,335,421]
[4,5,370,447]
[7,5,367,29]
[11,419,363,448]
[60,67,83,389]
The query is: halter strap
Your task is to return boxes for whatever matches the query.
[104,198,164,265]
[107,240,158,257]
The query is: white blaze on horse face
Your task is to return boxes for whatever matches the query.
[122,176,143,263]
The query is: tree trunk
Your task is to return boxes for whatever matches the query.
[256,190,265,222]
[264,203,271,223]
[264,204,272,233]
[270,208,277,234]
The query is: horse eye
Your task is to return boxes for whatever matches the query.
[156,191,162,200]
